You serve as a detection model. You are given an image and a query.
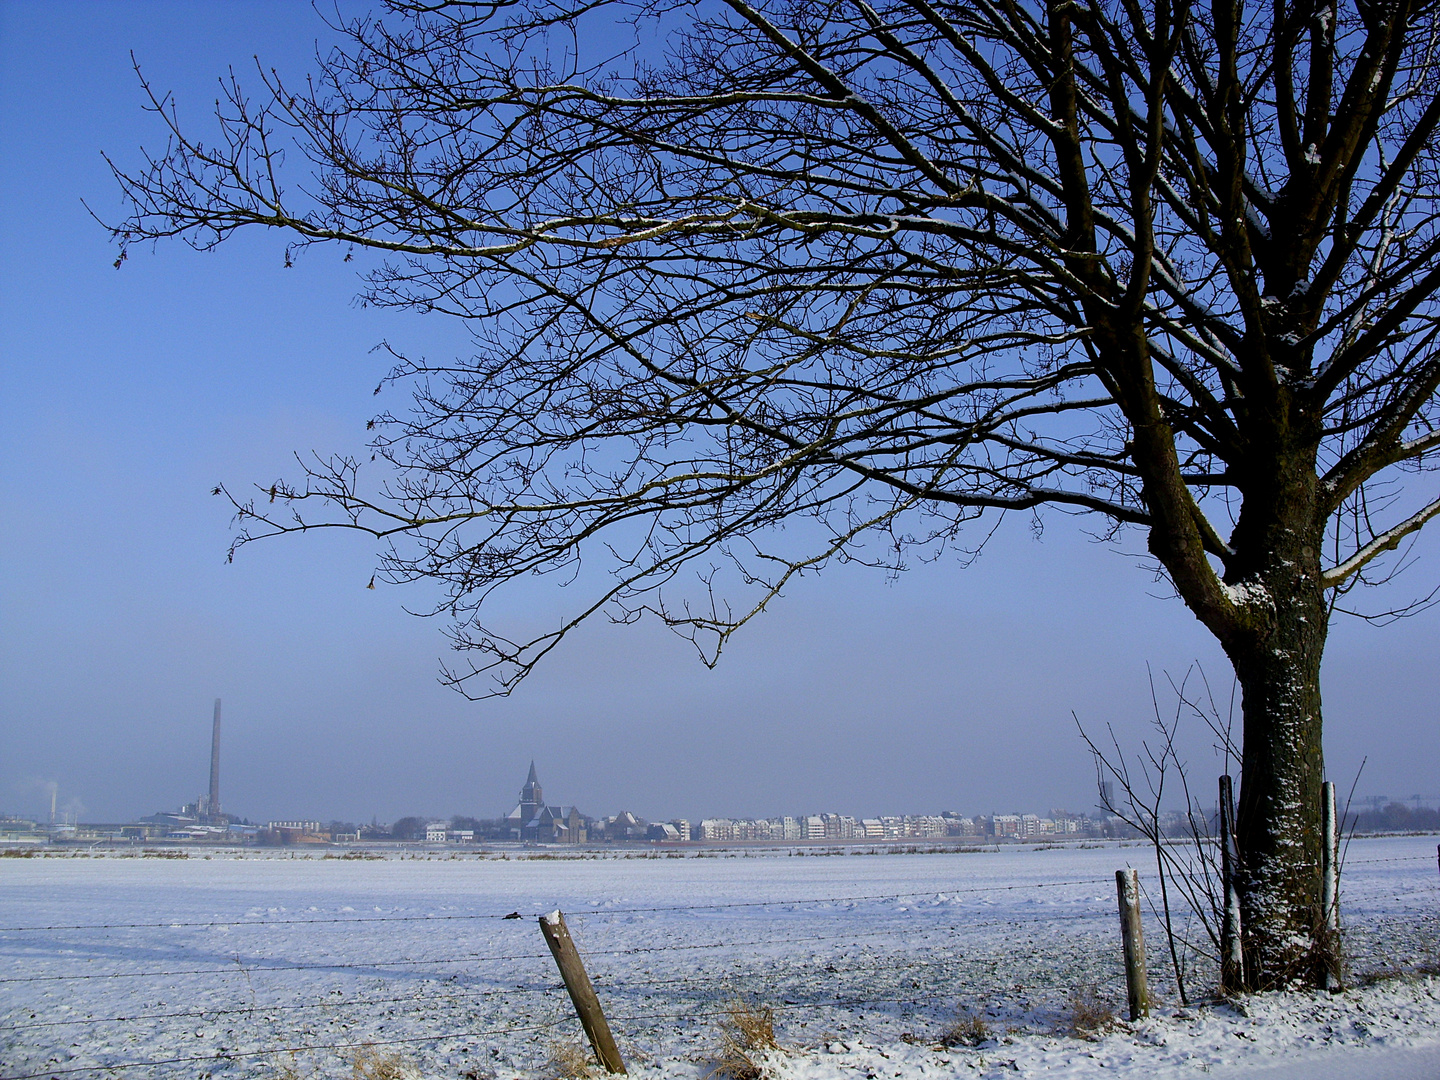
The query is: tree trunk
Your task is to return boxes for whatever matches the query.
[1231,621,1328,986]
[1224,491,1332,988]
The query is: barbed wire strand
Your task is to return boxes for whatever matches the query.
[4,914,1138,1032]
[0,906,1141,986]
[0,878,1117,934]
[1,985,554,1033]
[0,979,1138,1080]
[0,1016,572,1080]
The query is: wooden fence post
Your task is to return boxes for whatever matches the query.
[1115,869,1149,1021]
[1218,774,1244,994]
[539,910,627,1074]
[1321,781,1341,990]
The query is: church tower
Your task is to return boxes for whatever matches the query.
[519,761,543,818]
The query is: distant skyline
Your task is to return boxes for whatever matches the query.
[2,2,1438,827]
[38,752,1117,829]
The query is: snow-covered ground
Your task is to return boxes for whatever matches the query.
[1,835,1436,1080]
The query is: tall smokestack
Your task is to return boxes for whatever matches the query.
[209,698,222,819]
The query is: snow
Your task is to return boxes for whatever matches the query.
[764,981,1440,1078]
[1212,1043,1440,1080]
[1219,580,1271,608]
[1,836,1437,1080]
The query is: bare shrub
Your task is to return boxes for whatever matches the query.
[710,999,780,1080]
[546,1040,597,1079]
[1067,985,1118,1039]
[1079,667,1231,1005]
[939,1011,989,1048]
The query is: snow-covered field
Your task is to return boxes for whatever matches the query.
[1,836,1436,1080]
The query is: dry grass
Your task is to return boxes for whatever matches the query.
[709,999,781,1080]
[351,1046,420,1080]
[939,1010,989,1048]
[1066,985,1118,1040]
[546,1039,598,1079]
[1355,970,1391,988]
[1359,958,1440,986]
[268,1045,418,1080]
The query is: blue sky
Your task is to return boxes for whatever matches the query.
[1,1,1436,827]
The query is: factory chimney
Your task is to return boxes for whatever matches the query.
[208,698,222,820]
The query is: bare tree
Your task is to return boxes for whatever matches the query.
[109,0,1440,987]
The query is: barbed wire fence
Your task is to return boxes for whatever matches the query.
[1,850,1434,1080]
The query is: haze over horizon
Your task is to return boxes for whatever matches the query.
[2,1,1437,828]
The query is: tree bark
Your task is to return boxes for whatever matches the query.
[1221,430,1333,988]
[1231,610,1328,987]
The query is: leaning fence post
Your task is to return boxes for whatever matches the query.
[539,910,627,1074]
[1321,781,1341,990]
[1218,774,1244,994]
[1115,868,1149,1020]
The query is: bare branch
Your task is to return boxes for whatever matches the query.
[1322,491,1440,586]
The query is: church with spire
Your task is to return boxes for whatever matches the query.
[505,761,587,843]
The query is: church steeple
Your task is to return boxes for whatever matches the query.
[520,761,543,812]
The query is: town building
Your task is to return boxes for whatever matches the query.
[504,762,588,843]
[991,814,1022,838]
[604,810,648,842]
[698,818,735,841]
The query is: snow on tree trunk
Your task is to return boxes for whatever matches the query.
[1222,441,1333,989]
[1232,611,1328,988]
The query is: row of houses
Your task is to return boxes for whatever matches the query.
[256,813,1098,845]
[398,766,1110,846]
[693,811,1099,842]
[484,764,1112,846]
